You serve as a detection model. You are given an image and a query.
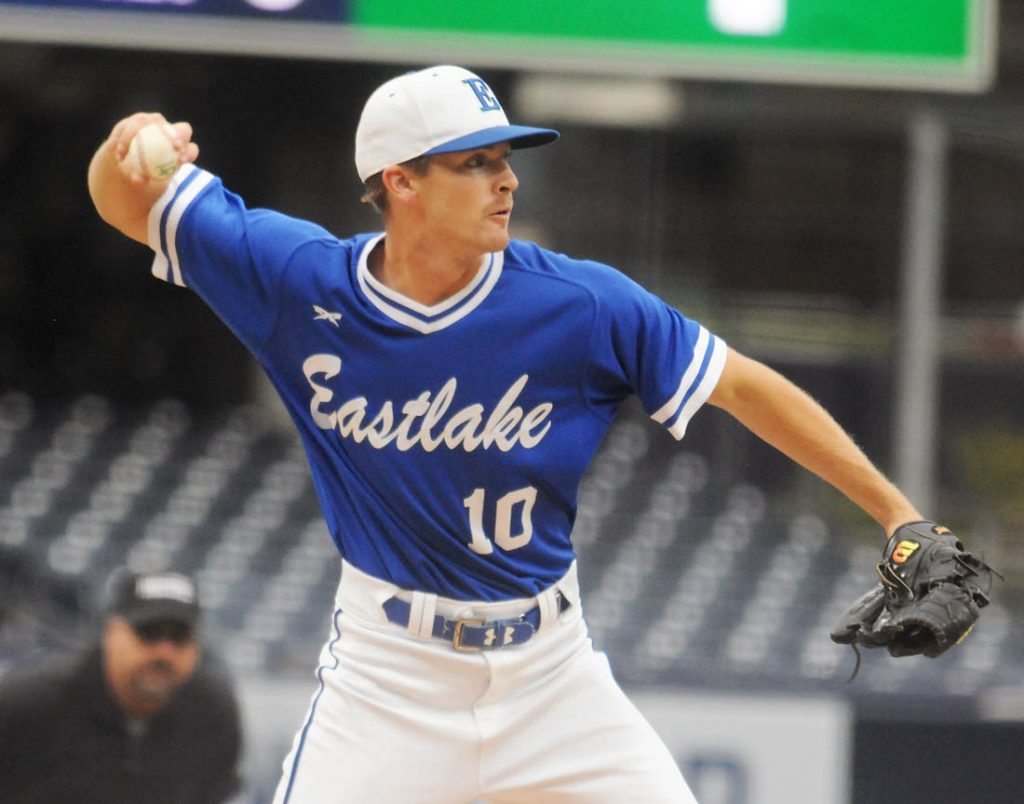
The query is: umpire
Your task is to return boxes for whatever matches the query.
[0,568,243,804]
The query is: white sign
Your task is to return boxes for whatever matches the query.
[633,689,852,804]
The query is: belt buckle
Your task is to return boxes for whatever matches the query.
[452,617,535,651]
[452,618,487,652]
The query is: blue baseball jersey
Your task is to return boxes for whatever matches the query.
[148,165,727,601]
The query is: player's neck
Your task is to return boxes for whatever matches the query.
[370,233,487,306]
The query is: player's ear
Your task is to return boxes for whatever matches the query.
[381,165,419,206]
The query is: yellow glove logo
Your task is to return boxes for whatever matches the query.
[955,624,975,646]
[892,540,920,564]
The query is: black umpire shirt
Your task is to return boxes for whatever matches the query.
[0,646,242,804]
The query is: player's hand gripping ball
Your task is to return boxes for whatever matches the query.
[125,122,182,180]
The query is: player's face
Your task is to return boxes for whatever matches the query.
[415,143,519,255]
[103,616,200,716]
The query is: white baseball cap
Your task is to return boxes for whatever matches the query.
[355,65,559,182]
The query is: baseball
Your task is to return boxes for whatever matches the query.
[125,122,181,180]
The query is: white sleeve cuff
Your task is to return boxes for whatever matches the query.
[147,164,213,288]
[650,328,727,440]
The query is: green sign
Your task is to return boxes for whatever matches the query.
[354,0,995,91]
[0,0,996,91]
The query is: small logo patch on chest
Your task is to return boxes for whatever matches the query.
[312,305,343,327]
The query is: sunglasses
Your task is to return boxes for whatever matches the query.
[133,620,195,646]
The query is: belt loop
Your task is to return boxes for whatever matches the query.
[405,593,424,636]
[408,592,438,640]
[536,587,560,633]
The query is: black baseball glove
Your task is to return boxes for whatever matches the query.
[830,521,998,677]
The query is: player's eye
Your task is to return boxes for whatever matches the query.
[459,149,512,172]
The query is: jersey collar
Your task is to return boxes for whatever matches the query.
[356,234,504,334]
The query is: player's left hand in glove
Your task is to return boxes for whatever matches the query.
[829,521,999,677]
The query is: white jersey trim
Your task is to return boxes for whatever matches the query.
[148,164,214,288]
[650,327,727,440]
[355,234,504,334]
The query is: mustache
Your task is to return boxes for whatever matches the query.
[141,660,176,675]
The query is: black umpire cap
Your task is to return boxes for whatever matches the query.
[105,569,200,628]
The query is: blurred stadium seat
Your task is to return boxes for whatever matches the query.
[1,390,1020,705]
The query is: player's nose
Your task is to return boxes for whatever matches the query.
[498,163,519,194]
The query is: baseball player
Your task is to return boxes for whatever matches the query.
[88,65,922,802]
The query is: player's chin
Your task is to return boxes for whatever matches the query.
[482,218,512,249]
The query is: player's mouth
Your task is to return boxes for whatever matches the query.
[489,206,512,222]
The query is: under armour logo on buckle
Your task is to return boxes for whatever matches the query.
[462,78,502,112]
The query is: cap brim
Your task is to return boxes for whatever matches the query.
[122,601,199,628]
[423,125,559,157]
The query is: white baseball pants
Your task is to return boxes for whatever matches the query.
[271,561,696,803]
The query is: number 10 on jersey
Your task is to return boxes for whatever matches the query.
[463,486,538,554]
